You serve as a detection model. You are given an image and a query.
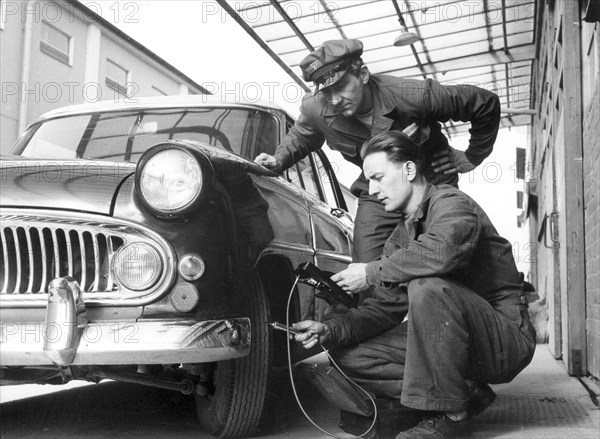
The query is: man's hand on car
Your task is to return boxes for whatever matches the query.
[254,153,281,170]
[432,147,475,175]
[292,320,330,349]
[331,263,368,294]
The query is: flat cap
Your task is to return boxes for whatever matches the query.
[299,39,363,92]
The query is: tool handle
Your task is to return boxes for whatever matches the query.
[295,262,357,309]
[270,321,301,335]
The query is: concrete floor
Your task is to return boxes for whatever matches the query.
[257,344,600,439]
[1,344,598,439]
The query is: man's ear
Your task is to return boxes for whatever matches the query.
[360,66,370,84]
[404,161,417,182]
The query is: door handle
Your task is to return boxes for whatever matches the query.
[549,211,559,243]
[330,208,345,218]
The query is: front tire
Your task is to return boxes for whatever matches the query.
[196,273,272,438]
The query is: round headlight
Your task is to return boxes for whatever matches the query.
[139,148,202,212]
[112,243,162,291]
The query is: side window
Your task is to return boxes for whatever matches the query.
[284,116,329,201]
[244,111,278,159]
[287,156,322,201]
[312,152,336,206]
[313,211,351,255]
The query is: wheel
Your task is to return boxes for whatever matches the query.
[196,273,273,438]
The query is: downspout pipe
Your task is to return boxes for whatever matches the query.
[18,0,34,134]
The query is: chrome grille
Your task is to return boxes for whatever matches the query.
[0,211,175,303]
[1,224,124,294]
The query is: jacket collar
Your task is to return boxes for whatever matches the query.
[319,78,397,138]
[405,183,436,239]
[413,183,437,221]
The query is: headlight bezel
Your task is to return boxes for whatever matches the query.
[135,143,213,218]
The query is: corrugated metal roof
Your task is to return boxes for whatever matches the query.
[218,0,537,135]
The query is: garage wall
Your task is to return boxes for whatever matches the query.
[582,58,599,380]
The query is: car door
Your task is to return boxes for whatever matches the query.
[286,152,354,321]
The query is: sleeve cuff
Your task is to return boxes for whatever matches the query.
[323,320,340,346]
[272,154,288,173]
[365,261,382,287]
[464,149,484,167]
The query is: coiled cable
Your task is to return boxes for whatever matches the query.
[283,274,378,438]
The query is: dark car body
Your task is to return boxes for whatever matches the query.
[0,95,354,437]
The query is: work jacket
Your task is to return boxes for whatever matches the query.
[274,75,501,185]
[326,184,525,346]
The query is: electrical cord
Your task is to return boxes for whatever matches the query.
[283,275,378,438]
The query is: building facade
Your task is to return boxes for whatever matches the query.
[0,0,209,152]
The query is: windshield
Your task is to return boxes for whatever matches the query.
[11,107,279,163]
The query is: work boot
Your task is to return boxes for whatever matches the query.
[394,384,496,438]
[467,382,496,418]
[394,414,471,439]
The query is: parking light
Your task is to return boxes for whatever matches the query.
[112,243,162,291]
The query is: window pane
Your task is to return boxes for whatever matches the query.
[106,60,128,86]
[16,108,274,163]
[41,21,69,54]
[20,115,89,159]
[313,213,350,254]
[298,157,321,199]
[245,110,278,157]
[40,21,70,64]
[312,153,336,206]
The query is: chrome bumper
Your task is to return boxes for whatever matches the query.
[0,278,250,366]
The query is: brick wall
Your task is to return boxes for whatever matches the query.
[583,83,600,379]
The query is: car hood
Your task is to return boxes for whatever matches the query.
[0,156,135,215]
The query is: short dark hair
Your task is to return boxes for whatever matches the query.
[348,58,364,76]
[363,131,425,173]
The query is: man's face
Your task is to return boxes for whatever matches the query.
[320,68,368,117]
[363,151,414,213]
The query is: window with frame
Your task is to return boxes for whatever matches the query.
[312,151,340,206]
[312,211,351,254]
[40,21,72,65]
[14,108,275,163]
[284,117,321,200]
[287,155,322,201]
[106,59,130,97]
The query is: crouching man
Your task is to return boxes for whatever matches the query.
[293,131,536,439]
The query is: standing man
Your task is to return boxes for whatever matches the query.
[293,131,536,439]
[254,39,501,264]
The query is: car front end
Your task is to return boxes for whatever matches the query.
[0,96,353,438]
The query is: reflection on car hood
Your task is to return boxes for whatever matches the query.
[0,156,135,215]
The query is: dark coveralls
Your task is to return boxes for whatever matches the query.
[323,184,536,412]
[274,75,501,263]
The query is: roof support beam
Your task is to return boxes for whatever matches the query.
[501,0,512,119]
[216,0,310,92]
[269,0,314,51]
[483,0,494,51]
[319,0,347,39]
[501,107,536,115]
[400,0,454,136]
[381,43,535,77]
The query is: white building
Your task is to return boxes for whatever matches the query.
[0,0,209,152]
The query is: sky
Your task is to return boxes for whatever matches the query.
[83,0,530,270]
[82,1,307,114]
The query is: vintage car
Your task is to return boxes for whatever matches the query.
[0,95,355,438]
